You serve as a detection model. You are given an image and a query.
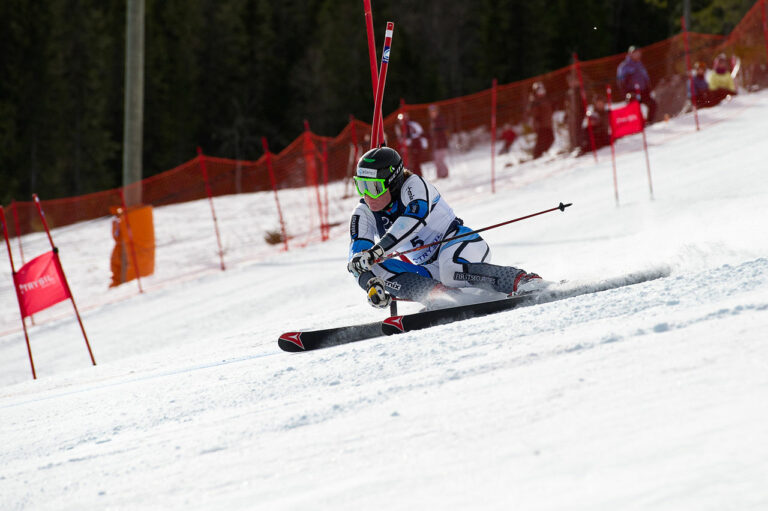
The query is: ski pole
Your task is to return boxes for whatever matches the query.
[380,202,572,262]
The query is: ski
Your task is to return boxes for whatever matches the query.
[278,268,669,352]
[381,268,669,335]
[278,320,384,352]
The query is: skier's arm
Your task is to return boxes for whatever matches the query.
[377,177,431,253]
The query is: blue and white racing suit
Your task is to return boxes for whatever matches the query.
[348,174,527,304]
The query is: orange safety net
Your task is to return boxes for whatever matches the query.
[1,1,765,269]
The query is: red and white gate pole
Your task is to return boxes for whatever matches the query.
[370,22,394,148]
[33,194,97,367]
[0,205,37,378]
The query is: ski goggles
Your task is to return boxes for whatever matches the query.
[353,176,388,199]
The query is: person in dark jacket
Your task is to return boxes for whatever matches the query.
[528,82,554,159]
[617,46,657,124]
[428,104,450,179]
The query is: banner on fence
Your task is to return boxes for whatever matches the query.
[13,251,71,318]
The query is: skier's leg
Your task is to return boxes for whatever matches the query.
[356,258,463,306]
[437,226,544,295]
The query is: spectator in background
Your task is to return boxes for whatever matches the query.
[689,61,718,109]
[498,123,518,155]
[428,104,450,179]
[397,112,427,176]
[708,53,737,94]
[617,45,658,124]
[579,94,611,155]
[528,81,554,160]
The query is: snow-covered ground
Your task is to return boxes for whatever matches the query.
[1,91,767,510]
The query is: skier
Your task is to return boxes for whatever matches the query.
[347,146,545,309]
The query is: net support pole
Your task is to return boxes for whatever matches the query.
[262,137,289,252]
[33,194,96,366]
[0,205,36,379]
[197,148,226,271]
[490,78,497,194]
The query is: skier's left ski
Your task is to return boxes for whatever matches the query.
[278,321,384,352]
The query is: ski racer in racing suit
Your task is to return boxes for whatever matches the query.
[347,147,545,309]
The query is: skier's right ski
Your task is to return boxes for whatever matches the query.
[381,268,669,335]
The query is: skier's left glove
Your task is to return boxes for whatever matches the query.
[347,245,385,277]
[365,277,392,309]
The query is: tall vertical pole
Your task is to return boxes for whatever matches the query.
[681,16,700,131]
[123,0,145,207]
[0,206,36,379]
[683,0,691,36]
[490,78,497,194]
[11,201,34,325]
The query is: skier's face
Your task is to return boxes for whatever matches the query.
[364,189,392,211]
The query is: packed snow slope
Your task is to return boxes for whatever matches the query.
[1,92,767,510]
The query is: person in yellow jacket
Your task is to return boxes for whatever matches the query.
[707,53,737,94]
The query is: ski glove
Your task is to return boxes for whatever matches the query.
[366,277,392,309]
[347,245,385,277]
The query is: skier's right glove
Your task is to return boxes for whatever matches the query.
[365,277,392,309]
[347,245,385,277]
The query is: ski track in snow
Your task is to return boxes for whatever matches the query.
[1,91,767,510]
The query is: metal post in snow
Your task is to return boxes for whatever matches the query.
[262,137,289,252]
[197,148,226,271]
[118,188,144,293]
[0,205,36,379]
[370,22,394,148]
[573,53,598,162]
[32,194,96,366]
[681,17,700,131]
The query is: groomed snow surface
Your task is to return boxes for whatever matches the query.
[2,92,767,510]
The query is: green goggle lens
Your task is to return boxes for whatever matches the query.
[353,177,388,198]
